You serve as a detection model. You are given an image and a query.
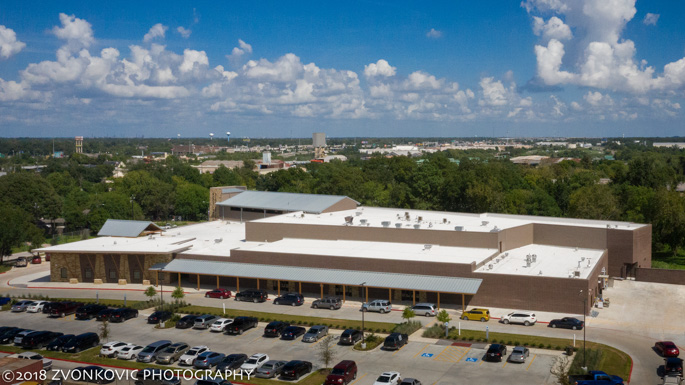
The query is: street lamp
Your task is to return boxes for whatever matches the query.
[360,282,366,348]
[580,289,588,371]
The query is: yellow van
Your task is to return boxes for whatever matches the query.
[461,308,490,322]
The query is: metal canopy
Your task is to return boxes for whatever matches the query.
[151,259,482,294]
[216,191,359,214]
[97,219,163,237]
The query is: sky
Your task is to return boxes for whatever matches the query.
[0,0,684,138]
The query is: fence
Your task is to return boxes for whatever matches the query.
[635,267,685,285]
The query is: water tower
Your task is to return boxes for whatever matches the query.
[226,132,231,144]
[209,133,214,141]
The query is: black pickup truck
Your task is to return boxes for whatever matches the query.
[225,316,258,335]
[383,333,409,350]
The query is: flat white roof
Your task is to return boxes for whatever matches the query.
[474,244,604,279]
[254,206,646,232]
[244,238,497,265]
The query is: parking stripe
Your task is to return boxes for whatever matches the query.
[434,346,468,362]
[456,347,471,363]
[349,373,367,385]
[502,360,508,368]
[412,344,430,358]
[308,338,325,348]
[391,344,407,356]
[526,354,537,371]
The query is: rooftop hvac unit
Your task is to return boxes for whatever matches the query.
[538,270,543,275]
[574,270,581,277]
[488,264,493,270]
[360,219,367,225]
[418,216,423,222]
[344,216,354,224]
[428,222,433,228]
[424,244,433,250]
[587,258,592,266]
[454,226,464,231]
[504,252,509,257]
[355,211,362,216]
[214,238,223,243]
[577,261,582,268]
[395,223,402,228]
[405,212,410,220]
[481,221,489,226]
[490,226,499,232]
[413,224,421,229]
[443,218,447,224]
[113,240,117,245]
[606,224,611,228]
[532,254,537,262]
[381,221,391,228]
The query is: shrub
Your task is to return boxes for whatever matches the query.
[507,340,513,345]
[546,344,552,349]
[514,341,520,346]
[538,343,545,348]
[392,320,421,335]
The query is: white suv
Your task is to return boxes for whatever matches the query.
[361,300,392,314]
[500,311,536,326]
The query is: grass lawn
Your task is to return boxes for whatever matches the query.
[0,264,13,273]
[652,247,685,269]
[179,305,396,332]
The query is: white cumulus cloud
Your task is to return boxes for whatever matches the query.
[532,16,572,41]
[227,39,253,64]
[176,26,192,38]
[364,59,396,78]
[426,28,443,39]
[143,23,168,42]
[0,25,26,59]
[643,13,659,26]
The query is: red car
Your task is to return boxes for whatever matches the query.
[656,341,680,357]
[205,288,231,299]
[31,256,42,264]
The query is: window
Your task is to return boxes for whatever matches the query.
[60,268,67,279]
[133,270,141,280]
[109,269,117,280]
[84,268,92,279]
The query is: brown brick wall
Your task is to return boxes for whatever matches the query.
[321,198,359,213]
[50,253,173,284]
[635,268,685,285]
[498,224,534,252]
[533,223,607,250]
[633,225,653,269]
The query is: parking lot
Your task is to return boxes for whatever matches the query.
[0,309,561,384]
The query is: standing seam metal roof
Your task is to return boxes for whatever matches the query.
[150,259,482,294]
[97,219,162,237]
[216,191,359,214]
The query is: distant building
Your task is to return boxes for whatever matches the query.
[510,155,549,166]
[192,160,245,174]
[75,136,83,153]
[653,142,685,149]
[313,132,326,148]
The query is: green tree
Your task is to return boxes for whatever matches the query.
[317,335,336,370]
[0,204,35,262]
[568,185,621,220]
[0,172,63,226]
[171,286,185,303]
[99,320,111,343]
[649,190,685,255]
[144,286,157,300]
[402,307,416,324]
[436,309,451,324]
[173,180,208,221]
[120,170,174,220]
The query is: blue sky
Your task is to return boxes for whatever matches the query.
[0,0,684,138]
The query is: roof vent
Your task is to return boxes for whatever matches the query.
[587,258,592,267]
[454,226,463,231]
[214,238,223,244]
[381,221,391,228]
[538,270,543,275]
[405,212,410,220]
[344,216,354,225]
[417,216,423,222]
[395,223,402,228]
[490,226,499,232]
[428,222,433,228]
[488,263,493,270]
[574,270,581,277]
[532,254,537,262]
[113,240,117,245]
[360,219,367,225]
[443,218,448,224]
[606,224,611,228]
[424,244,432,250]
[413,224,421,229]
[355,211,362,216]
[581,256,585,261]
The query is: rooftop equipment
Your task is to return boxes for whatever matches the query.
[454,226,463,231]
[381,221,390,228]
[395,223,402,228]
[413,224,421,229]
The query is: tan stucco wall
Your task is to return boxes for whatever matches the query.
[50,253,173,283]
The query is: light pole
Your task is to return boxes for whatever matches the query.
[580,289,588,371]
[130,195,135,220]
[360,282,366,348]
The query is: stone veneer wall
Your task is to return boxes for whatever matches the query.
[51,253,173,284]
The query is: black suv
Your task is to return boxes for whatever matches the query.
[235,289,268,303]
[76,304,109,320]
[110,308,138,322]
[147,311,172,324]
[273,293,304,306]
[0,328,24,344]
[175,315,198,329]
[216,354,248,371]
[339,329,363,345]
[42,302,60,314]
[46,334,75,351]
[264,321,290,337]
[96,308,116,321]
[486,344,507,362]
[383,333,408,350]
[225,316,258,335]
[22,331,63,349]
[281,360,313,380]
[62,332,100,353]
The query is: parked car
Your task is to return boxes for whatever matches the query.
[31,255,42,264]
[210,318,234,332]
[11,300,34,312]
[96,308,117,321]
[117,344,145,360]
[241,353,270,373]
[656,341,681,357]
[303,325,329,342]
[280,360,312,381]
[281,326,306,340]
[461,308,490,322]
[0,297,11,306]
[372,372,401,385]
[9,351,53,370]
[147,311,172,324]
[324,360,357,385]
[216,353,248,371]
[361,299,392,313]
[264,321,290,337]
[15,257,28,267]
[13,329,35,345]
[225,316,258,335]
[156,342,189,364]
[234,289,268,303]
[0,328,25,344]
[45,254,51,262]
[26,301,48,313]
[205,288,231,299]
[500,311,537,326]
[175,315,198,329]
[110,308,138,322]
[46,334,74,351]
[485,344,507,362]
[42,302,60,314]
[399,379,421,385]
[134,368,181,385]
[62,332,100,353]
[22,331,63,349]
[568,370,624,384]
[663,374,683,385]
[508,346,530,363]
[76,304,109,320]
[383,333,409,350]
[274,293,305,306]
[256,360,288,379]
[50,302,81,318]
[411,303,437,317]
[665,358,684,377]
[193,314,218,329]
[339,329,363,345]
[100,341,129,358]
[72,365,115,384]
[179,346,209,366]
[137,340,172,363]
[312,297,342,310]
[193,351,225,369]
[549,317,584,330]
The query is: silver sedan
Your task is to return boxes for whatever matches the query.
[508,346,530,363]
